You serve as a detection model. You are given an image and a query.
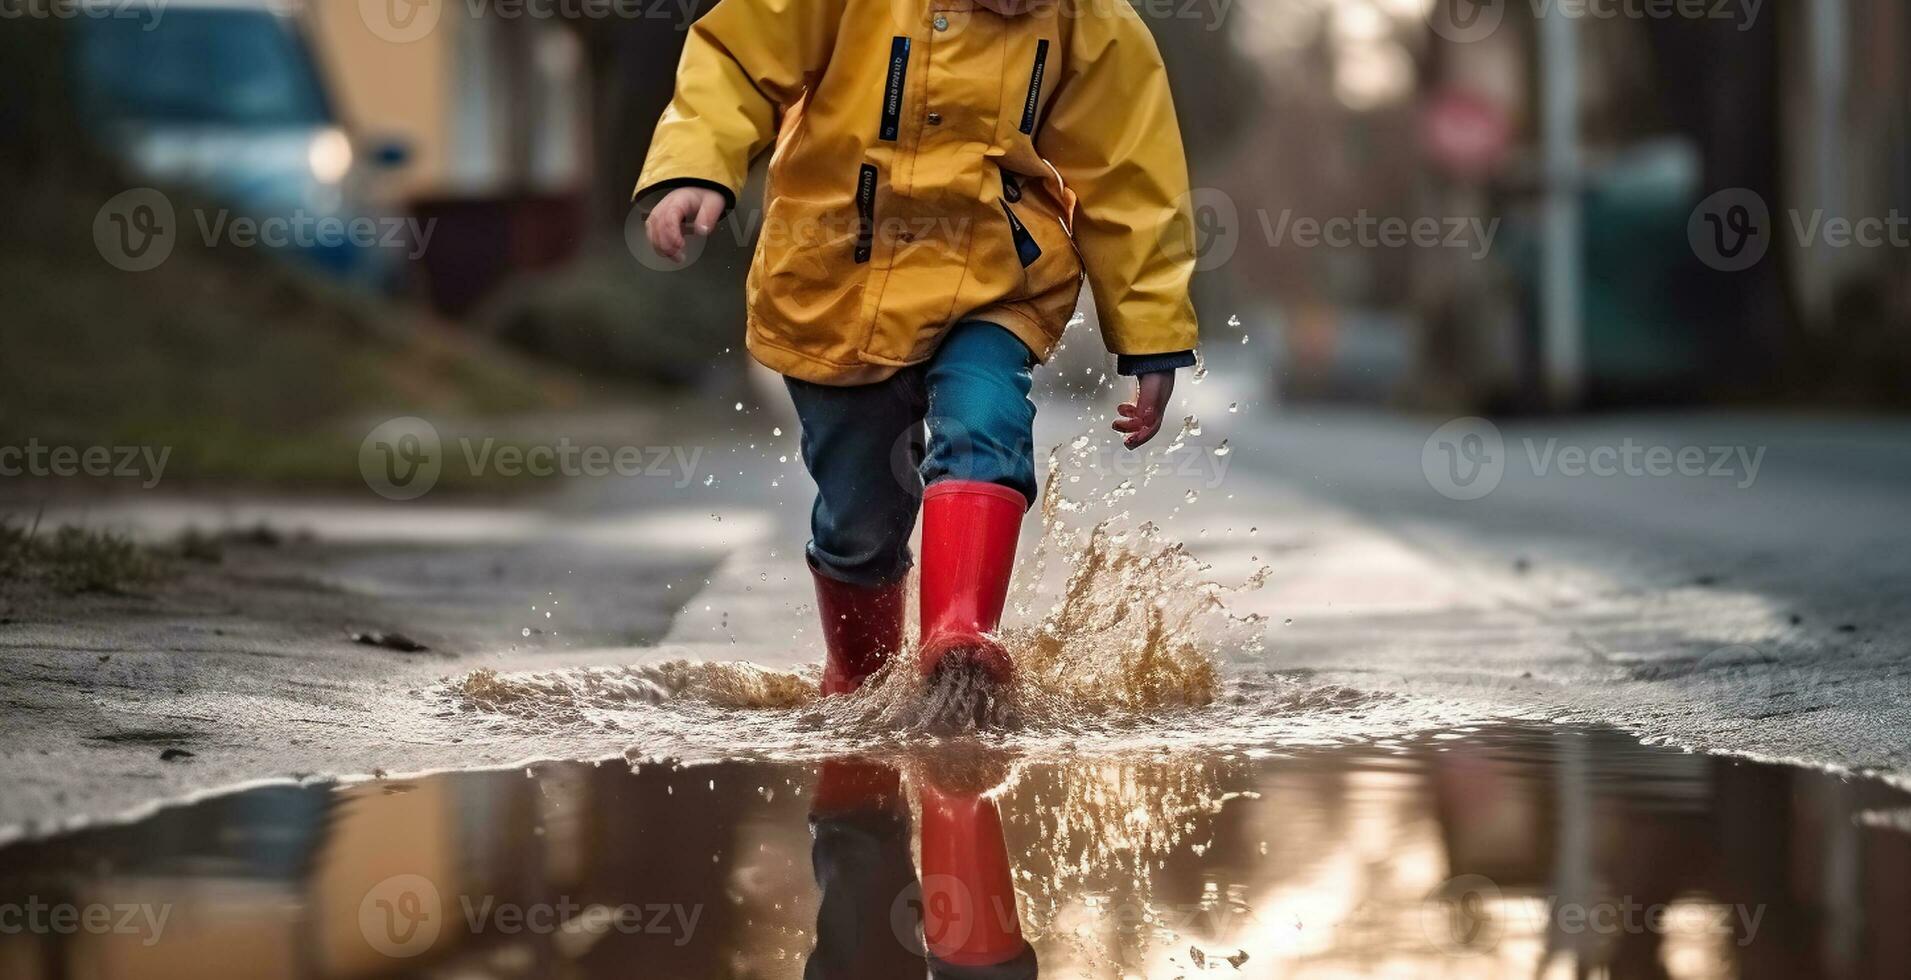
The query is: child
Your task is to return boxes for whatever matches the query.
[638,0,1200,695]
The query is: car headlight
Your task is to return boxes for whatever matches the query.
[308,129,354,185]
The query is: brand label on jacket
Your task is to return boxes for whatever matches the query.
[879,36,911,142]
[1019,40,1049,135]
[855,164,879,263]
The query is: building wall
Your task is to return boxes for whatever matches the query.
[303,5,587,203]
[304,3,453,202]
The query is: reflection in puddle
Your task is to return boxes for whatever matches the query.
[2,724,1909,978]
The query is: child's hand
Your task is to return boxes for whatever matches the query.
[1113,371,1176,449]
[645,186,727,263]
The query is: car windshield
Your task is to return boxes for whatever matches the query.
[73,9,332,127]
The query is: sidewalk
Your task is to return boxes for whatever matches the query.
[5,393,1909,837]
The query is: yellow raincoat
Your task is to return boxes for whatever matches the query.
[636,0,1201,385]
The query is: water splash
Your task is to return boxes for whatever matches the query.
[437,430,1476,760]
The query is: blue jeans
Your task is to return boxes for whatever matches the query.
[787,320,1037,588]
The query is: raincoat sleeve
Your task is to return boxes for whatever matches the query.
[634,0,845,210]
[1037,6,1201,359]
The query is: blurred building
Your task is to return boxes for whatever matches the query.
[307,2,593,314]
[1215,0,1909,410]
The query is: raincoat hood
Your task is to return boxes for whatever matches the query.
[637,0,1200,386]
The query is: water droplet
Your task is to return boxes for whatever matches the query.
[1184,489,1199,503]
[772,427,783,436]
[734,402,745,411]
[1214,440,1231,457]
[1227,314,1242,329]
[521,627,531,637]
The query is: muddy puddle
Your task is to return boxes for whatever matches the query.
[2,722,1908,979]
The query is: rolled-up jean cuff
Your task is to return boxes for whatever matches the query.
[1115,350,1197,376]
[807,544,912,590]
[924,477,1034,512]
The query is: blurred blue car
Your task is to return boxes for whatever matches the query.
[69,0,411,290]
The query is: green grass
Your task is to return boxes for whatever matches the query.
[0,179,581,490]
[0,518,168,595]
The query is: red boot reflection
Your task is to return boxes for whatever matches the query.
[917,781,1038,978]
[806,759,924,979]
[806,757,1039,979]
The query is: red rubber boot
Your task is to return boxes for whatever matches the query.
[917,782,1035,973]
[918,480,1025,682]
[812,568,906,696]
